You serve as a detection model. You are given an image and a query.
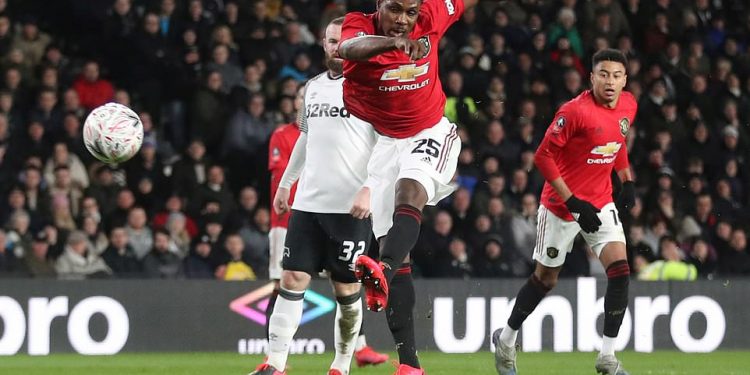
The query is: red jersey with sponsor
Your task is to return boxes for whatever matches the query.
[269,123,300,228]
[340,0,464,139]
[539,90,637,220]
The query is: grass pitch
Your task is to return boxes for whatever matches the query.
[1,351,748,374]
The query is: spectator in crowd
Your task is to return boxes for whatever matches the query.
[216,233,255,281]
[101,226,141,278]
[21,230,57,278]
[0,228,20,275]
[165,211,191,258]
[13,16,51,67]
[72,61,114,111]
[143,228,183,279]
[125,206,153,260]
[44,142,88,190]
[183,234,215,279]
[188,71,230,155]
[435,238,473,279]
[414,210,453,277]
[687,237,717,279]
[638,235,698,281]
[81,214,108,255]
[717,228,750,275]
[55,230,111,279]
[474,236,515,278]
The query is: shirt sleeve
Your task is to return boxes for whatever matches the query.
[545,104,578,149]
[422,0,465,36]
[614,142,630,171]
[268,131,285,173]
[279,133,307,189]
[340,13,372,44]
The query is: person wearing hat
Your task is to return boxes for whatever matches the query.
[21,230,56,278]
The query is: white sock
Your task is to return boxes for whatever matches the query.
[600,335,616,357]
[266,288,305,371]
[330,295,363,374]
[355,333,367,351]
[499,326,518,347]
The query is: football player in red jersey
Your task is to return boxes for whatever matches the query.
[492,49,637,375]
[337,0,477,373]
[265,86,303,341]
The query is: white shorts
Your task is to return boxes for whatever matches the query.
[268,227,287,280]
[533,202,626,268]
[369,117,461,238]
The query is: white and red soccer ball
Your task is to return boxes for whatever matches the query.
[83,103,143,164]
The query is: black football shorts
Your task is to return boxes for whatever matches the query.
[283,210,372,283]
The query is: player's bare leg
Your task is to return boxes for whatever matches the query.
[329,281,364,375]
[493,264,560,375]
[595,242,630,375]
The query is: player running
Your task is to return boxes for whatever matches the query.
[492,49,636,375]
[337,0,477,373]
[250,17,380,375]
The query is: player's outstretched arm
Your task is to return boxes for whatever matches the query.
[339,36,426,61]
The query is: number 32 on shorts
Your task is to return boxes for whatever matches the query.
[339,240,366,271]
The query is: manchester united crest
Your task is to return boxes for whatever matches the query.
[619,117,630,137]
[417,36,431,58]
[547,247,559,258]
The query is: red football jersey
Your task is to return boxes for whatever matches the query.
[340,0,464,138]
[539,90,637,221]
[269,122,301,228]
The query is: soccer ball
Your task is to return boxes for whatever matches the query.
[83,103,144,164]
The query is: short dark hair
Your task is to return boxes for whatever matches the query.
[592,48,628,69]
[330,16,345,26]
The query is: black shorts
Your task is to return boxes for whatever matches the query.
[283,210,372,283]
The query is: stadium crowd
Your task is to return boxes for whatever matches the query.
[0,0,750,281]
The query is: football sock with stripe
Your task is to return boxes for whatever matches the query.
[380,204,422,283]
[266,288,305,371]
[602,260,630,356]
[265,287,279,341]
[331,292,363,373]
[386,265,419,368]
[503,274,551,346]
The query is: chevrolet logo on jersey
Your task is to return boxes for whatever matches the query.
[380,62,430,83]
[590,142,621,157]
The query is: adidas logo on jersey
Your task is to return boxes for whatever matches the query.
[306,103,351,118]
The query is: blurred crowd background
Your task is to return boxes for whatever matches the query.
[1,0,750,281]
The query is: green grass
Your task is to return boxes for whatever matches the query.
[1,351,749,374]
